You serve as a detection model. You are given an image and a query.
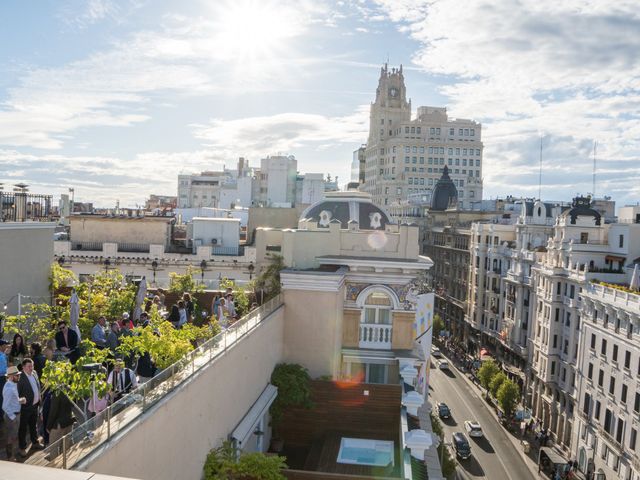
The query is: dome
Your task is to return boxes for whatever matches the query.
[561,196,601,225]
[431,166,458,211]
[300,192,393,230]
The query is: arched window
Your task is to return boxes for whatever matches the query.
[363,292,392,325]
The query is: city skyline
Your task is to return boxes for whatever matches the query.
[1,0,639,207]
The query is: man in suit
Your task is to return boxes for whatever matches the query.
[55,321,80,364]
[17,358,44,455]
[46,388,76,457]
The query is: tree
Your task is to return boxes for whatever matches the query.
[203,440,287,480]
[433,314,445,340]
[430,412,457,478]
[49,262,77,293]
[269,363,312,428]
[489,371,507,398]
[497,378,520,418]
[254,254,285,301]
[3,303,59,345]
[477,359,500,391]
[168,266,205,294]
[117,321,219,370]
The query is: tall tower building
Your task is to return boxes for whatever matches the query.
[362,64,483,209]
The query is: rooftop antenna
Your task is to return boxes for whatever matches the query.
[538,136,543,200]
[592,140,597,199]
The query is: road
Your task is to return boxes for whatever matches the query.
[429,360,535,480]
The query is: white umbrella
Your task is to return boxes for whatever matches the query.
[133,277,147,322]
[630,263,640,291]
[69,289,81,340]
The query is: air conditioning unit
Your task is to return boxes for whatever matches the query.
[211,238,218,245]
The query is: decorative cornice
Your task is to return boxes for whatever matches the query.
[281,268,346,292]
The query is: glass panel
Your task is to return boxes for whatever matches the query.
[350,362,366,383]
[365,292,391,306]
[378,309,391,325]
[364,308,376,323]
[368,364,387,384]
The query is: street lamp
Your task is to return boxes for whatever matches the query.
[248,261,255,280]
[200,260,207,285]
[151,259,159,285]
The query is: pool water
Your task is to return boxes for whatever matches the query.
[337,438,394,467]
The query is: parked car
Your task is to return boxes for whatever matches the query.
[437,402,451,419]
[464,420,483,438]
[432,348,443,359]
[438,360,450,370]
[452,432,471,460]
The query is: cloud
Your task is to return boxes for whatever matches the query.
[0,1,325,150]
[0,149,225,206]
[192,107,369,157]
[373,0,640,204]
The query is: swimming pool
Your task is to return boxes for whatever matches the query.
[336,438,394,467]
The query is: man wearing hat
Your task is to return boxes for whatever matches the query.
[2,365,27,461]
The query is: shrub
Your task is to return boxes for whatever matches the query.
[203,440,287,480]
[270,363,312,429]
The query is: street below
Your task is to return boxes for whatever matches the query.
[429,361,535,480]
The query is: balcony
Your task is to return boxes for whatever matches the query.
[359,323,392,349]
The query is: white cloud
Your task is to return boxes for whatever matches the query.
[192,107,369,158]
[373,0,640,204]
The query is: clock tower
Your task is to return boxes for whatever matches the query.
[367,64,411,145]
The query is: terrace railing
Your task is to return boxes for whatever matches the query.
[27,293,284,470]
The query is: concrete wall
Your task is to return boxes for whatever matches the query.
[247,207,302,244]
[283,288,344,379]
[0,223,55,315]
[78,306,285,480]
[70,217,171,245]
[191,217,240,249]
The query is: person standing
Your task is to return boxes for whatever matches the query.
[177,300,188,328]
[46,389,76,456]
[107,361,138,402]
[2,366,26,461]
[17,358,43,456]
[55,321,80,364]
[91,316,108,348]
[30,343,46,378]
[0,341,9,422]
[182,293,194,323]
[106,322,121,354]
[225,294,236,319]
[9,334,27,366]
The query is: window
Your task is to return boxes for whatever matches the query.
[405,127,409,134]
[470,128,475,136]
[625,351,631,369]
[456,148,460,155]
[598,369,604,387]
[405,156,410,163]
[449,128,454,136]
[609,377,615,395]
[613,345,618,362]
[622,384,628,404]
[583,393,591,415]
[601,339,607,356]
[416,127,421,134]
[405,146,410,153]
[419,147,425,154]
[595,400,601,420]
[635,392,640,413]
[631,428,637,451]
[459,128,463,135]
[363,292,392,324]
[619,234,624,248]
[476,149,480,155]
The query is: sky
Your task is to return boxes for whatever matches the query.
[1,0,639,208]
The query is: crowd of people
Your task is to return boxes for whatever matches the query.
[0,287,248,462]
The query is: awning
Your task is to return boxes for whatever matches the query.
[231,384,278,447]
[539,447,567,465]
[605,255,625,262]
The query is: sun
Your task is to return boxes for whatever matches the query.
[211,0,302,63]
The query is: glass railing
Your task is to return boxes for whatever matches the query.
[26,293,284,470]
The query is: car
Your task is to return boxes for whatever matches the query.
[452,432,471,460]
[464,420,483,438]
[437,402,451,419]
[438,360,450,370]
[431,348,443,359]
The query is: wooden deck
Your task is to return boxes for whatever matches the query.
[277,381,402,479]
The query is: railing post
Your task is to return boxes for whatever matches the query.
[142,382,147,411]
[107,406,111,440]
[62,434,68,469]
[192,353,195,374]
